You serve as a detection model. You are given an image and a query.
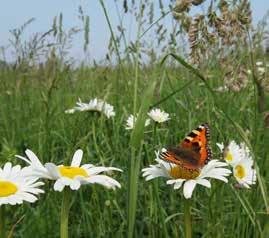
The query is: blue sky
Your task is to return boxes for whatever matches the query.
[0,0,268,62]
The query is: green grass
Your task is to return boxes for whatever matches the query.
[0,1,269,236]
[0,59,268,237]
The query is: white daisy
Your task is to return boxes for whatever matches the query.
[65,98,115,118]
[256,61,263,66]
[142,149,231,199]
[234,142,256,188]
[257,67,265,75]
[233,156,256,189]
[216,141,241,166]
[214,85,229,92]
[98,101,115,119]
[17,149,122,191]
[0,162,44,206]
[64,108,76,114]
[147,108,170,123]
[76,98,98,112]
[125,114,150,130]
[216,141,256,188]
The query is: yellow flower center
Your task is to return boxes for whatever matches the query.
[59,166,88,179]
[0,181,18,197]
[169,166,200,180]
[225,152,234,162]
[234,165,246,179]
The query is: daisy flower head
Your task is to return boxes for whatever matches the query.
[233,155,256,189]
[214,85,229,92]
[0,162,44,206]
[17,149,122,192]
[216,141,241,166]
[256,61,263,66]
[147,108,170,124]
[142,149,231,199]
[257,67,265,75]
[65,98,115,118]
[217,141,256,188]
[125,114,150,130]
[99,101,116,119]
[64,108,76,114]
[234,142,256,188]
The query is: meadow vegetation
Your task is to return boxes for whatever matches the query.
[0,0,269,237]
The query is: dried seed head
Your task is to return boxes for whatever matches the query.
[174,0,192,13]
[192,0,205,6]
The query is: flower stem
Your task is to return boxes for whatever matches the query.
[92,120,104,165]
[184,199,192,238]
[60,189,71,238]
[153,122,157,145]
[0,206,5,238]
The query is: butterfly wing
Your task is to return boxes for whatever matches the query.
[159,147,200,170]
[180,123,212,166]
[159,123,212,169]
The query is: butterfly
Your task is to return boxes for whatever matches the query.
[159,123,212,171]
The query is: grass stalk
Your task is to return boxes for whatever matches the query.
[99,0,122,65]
[127,80,156,238]
[127,1,146,237]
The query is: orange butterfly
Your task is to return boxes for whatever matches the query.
[159,123,212,171]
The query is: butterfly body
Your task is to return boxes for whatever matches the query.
[160,123,212,171]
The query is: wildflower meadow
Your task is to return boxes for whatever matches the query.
[0,0,268,237]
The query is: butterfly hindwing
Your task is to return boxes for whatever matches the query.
[159,148,199,170]
[160,123,212,170]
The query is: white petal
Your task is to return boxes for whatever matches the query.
[183,180,197,199]
[201,168,231,179]
[25,149,44,168]
[15,155,31,164]
[216,143,224,151]
[19,192,38,203]
[70,179,81,190]
[173,179,185,189]
[195,178,211,188]
[87,166,122,175]
[208,175,229,183]
[71,149,83,167]
[142,165,168,181]
[81,164,94,170]
[3,162,12,177]
[85,175,121,189]
[54,179,65,192]
[45,163,60,179]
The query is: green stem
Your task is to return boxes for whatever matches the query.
[184,199,192,238]
[60,189,71,238]
[0,206,5,238]
[92,120,104,165]
[153,122,157,145]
